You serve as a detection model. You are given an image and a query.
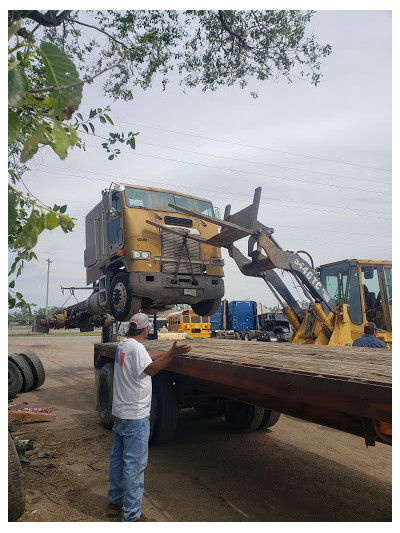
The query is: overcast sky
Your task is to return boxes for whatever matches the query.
[8,8,392,313]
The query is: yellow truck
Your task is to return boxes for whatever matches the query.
[83,183,224,321]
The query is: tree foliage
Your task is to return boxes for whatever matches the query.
[8,10,331,312]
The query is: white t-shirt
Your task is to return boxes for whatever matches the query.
[112,337,153,419]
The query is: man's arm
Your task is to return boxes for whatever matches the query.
[144,341,191,377]
[147,349,168,361]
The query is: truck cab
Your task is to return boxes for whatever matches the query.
[84,183,225,321]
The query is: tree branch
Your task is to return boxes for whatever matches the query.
[218,11,252,51]
[66,17,131,50]
[28,60,123,94]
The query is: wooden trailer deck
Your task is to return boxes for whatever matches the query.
[94,339,392,443]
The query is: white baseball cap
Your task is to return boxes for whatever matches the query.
[129,313,150,329]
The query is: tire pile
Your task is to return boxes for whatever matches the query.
[8,351,45,401]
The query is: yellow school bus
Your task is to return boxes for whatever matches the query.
[168,309,211,338]
[84,183,224,321]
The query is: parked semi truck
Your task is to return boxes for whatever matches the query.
[210,300,292,342]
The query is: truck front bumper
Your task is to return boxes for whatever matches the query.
[128,272,224,305]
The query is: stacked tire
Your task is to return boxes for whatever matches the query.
[8,351,45,401]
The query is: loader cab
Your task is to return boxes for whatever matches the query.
[318,259,392,340]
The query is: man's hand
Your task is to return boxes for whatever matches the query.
[170,340,192,356]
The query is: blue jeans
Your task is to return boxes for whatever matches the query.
[108,416,150,522]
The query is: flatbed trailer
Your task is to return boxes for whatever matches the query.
[94,339,391,447]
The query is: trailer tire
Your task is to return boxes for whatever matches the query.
[97,364,114,429]
[150,373,178,445]
[257,410,281,430]
[8,433,25,522]
[19,351,45,390]
[225,401,265,432]
[8,353,34,392]
[191,298,221,317]
[8,360,23,400]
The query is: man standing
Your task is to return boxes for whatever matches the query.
[352,322,388,348]
[107,312,192,521]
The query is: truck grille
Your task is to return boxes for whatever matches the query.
[161,228,202,274]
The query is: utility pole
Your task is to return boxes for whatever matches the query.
[45,258,52,317]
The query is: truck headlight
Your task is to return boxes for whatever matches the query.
[130,251,151,260]
[210,257,224,266]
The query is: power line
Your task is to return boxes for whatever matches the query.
[115,119,392,173]
[82,137,392,197]
[27,166,392,220]
[136,140,392,186]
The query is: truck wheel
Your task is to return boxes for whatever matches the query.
[109,272,141,322]
[244,333,251,341]
[19,351,45,390]
[97,364,114,429]
[8,360,23,400]
[8,353,34,392]
[8,432,25,522]
[275,331,283,342]
[225,401,265,432]
[191,298,221,317]
[150,373,178,445]
[257,410,281,430]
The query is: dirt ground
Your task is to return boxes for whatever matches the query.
[8,335,392,522]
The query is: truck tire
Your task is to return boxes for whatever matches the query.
[19,351,45,390]
[8,353,34,392]
[150,373,178,445]
[191,298,221,317]
[97,364,114,429]
[8,360,23,400]
[225,401,265,432]
[109,272,141,322]
[244,332,252,341]
[8,432,25,522]
[257,410,281,430]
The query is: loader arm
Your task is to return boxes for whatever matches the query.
[162,187,335,317]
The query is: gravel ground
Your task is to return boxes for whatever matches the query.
[8,335,392,523]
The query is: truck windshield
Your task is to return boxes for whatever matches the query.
[124,187,214,216]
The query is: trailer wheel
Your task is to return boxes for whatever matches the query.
[8,432,25,522]
[191,298,221,317]
[8,360,23,400]
[150,373,178,445]
[97,364,114,429]
[8,353,34,392]
[109,272,141,322]
[19,351,45,390]
[225,401,265,432]
[257,410,281,430]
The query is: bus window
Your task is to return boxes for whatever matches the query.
[194,199,214,217]
[182,316,190,324]
[191,316,201,324]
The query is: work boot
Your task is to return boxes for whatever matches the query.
[107,502,123,518]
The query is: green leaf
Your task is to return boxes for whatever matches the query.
[45,212,59,230]
[53,121,70,159]
[89,122,95,134]
[8,110,21,144]
[9,280,15,289]
[20,124,46,163]
[9,298,16,309]
[39,41,82,112]
[60,205,67,213]
[104,114,114,125]
[8,21,21,41]
[99,115,107,124]
[8,64,28,107]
